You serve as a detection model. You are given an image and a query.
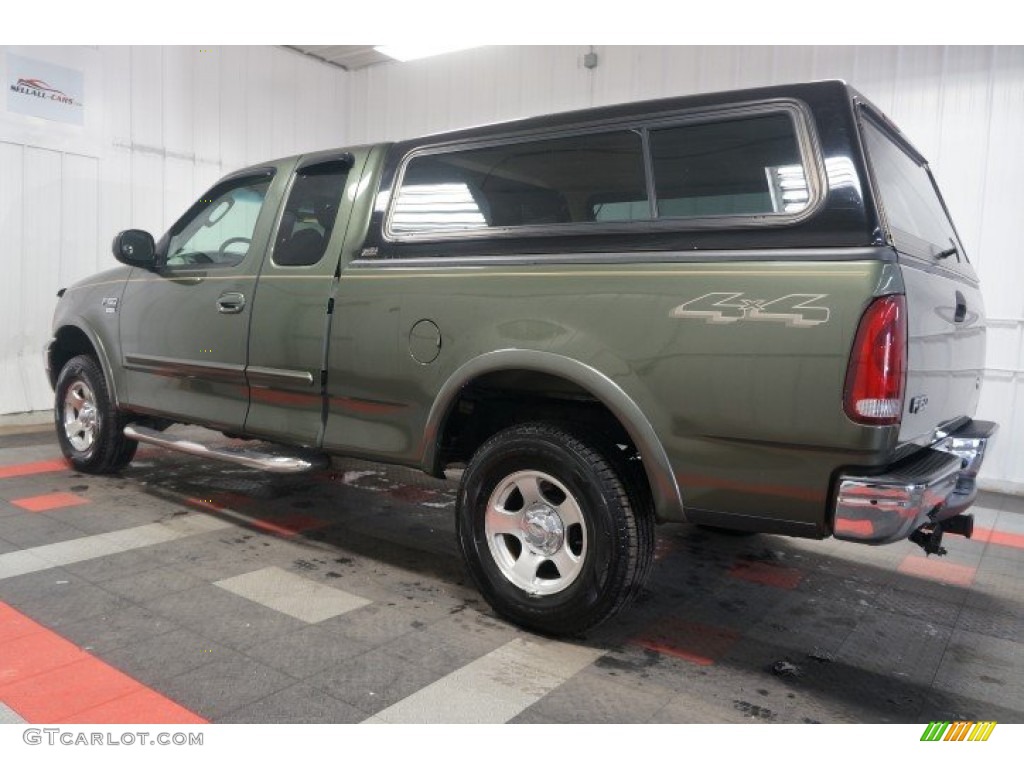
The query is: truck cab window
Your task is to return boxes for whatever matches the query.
[166,177,271,268]
[273,162,349,267]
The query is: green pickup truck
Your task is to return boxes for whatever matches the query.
[46,80,996,635]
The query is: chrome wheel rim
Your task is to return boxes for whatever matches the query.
[484,470,587,596]
[63,379,98,452]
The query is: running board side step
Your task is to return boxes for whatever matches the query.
[124,425,329,474]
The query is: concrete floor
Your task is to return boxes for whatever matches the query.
[0,423,1022,724]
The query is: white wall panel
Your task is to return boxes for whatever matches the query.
[244,46,274,165]
[193,47,221,163]
[218,46,248,172]
[59,153,99,286]
[0,143,26,414]
[162,47,194,157]
[130,46,163,150]
[162,156,195,230]
[21,148,63,412]
[269,49,296,158]
[0,44,349,418]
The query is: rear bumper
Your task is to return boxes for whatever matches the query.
[832,419,998,544]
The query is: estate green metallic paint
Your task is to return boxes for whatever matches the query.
[243,147,373,446]
[49,265,133,408]
[323,257,896,528]
[117,157,298,431]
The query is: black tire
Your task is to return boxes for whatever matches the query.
[54,355,137,474]
[456,422,655,636]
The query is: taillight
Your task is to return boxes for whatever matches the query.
[844,294,907,425]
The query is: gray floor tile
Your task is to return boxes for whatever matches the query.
[146,584,308,650]
[837,614,953,686]
[315,646,452,714]
[2,578,130,631]
[217,680,366,723]
[525,667,674,723]
[157,654,297,721]
[57,602,178,653]
[0,515,87,549]
[99,565,209,602]
[931,629,1024,712]
[96,628,232,685]
[317,602,425,647]
[239,624,373,679]
[62,546,174,582]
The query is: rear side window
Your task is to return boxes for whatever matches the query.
[273,160,349,267]
[860,118,961,259]
[386,104,818,240]
[649,113,810,218]
[390,130,648,235]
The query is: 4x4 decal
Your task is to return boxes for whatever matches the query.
[670,292,831,328]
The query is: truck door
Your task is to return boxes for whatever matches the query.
[243,150,367,446]
[119,164,291,430]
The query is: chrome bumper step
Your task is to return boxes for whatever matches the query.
[832,419,997,545]
[124,425,328,474]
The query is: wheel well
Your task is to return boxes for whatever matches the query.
[436,369,649,492]
[48,326,98,388]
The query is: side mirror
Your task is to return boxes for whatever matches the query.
[112,229,157,269]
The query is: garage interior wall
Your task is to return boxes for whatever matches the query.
[1,45,1021,493]
[0,45,348,417]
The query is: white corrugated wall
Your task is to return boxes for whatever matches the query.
[0,45,348,416]
[346,45,1024,491]
[1,44,1021,491]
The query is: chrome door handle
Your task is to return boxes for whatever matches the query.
[217,292,246,314]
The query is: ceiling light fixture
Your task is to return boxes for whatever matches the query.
[374,44,481,62]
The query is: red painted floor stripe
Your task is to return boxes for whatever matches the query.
[973,526,1024,551]
[631,618,741,666]
[61,687,205,725]
[0,458,68,480]
[636,641,716,666]
[249,514,331,538]
[11,491,89,512]
[0,602,205,724]
[729,559,805,590]
[388,486,439,503]
[897,555,977,587]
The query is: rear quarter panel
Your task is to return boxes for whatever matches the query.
[326,254,899,533]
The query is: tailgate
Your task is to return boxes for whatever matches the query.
[857,107,987,446]
[899,264,985,444]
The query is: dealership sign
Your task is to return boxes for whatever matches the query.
[7,54,84,125]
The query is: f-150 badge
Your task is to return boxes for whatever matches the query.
[670,292,830,328]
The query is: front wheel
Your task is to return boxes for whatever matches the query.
[54,355,137,473]
[456,423,654,636]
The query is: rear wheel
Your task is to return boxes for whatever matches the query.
[456,422,654,636]
[54,355,137,473]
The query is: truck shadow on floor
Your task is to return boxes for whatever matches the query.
[124,455,1024,724]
